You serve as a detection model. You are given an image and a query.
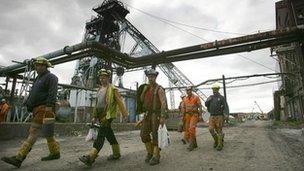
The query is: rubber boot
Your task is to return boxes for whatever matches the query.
[222,133,225,145]
[1,141,32,168]
[79,148,98,166]
[149,146,160,165]
[212,134,218,148]
[193,137,198,149]
[41,138,60,161]
[1,156,24,168]
[216,134,223,151]
[187,139,195,151]
[144,142,153,163]
[107,144,121,160]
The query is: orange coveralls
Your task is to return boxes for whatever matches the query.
[0,102,10,122]
[183,95,201,142]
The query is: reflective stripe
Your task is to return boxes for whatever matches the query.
[105,85,118,119]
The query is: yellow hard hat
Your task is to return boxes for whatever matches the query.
[34,57,53,68]
[97,68,111,76]
[211,83,220,89]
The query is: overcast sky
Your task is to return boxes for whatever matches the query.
[0,0,280,113]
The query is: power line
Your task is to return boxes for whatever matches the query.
[238,54,279,73]
[197,80,280,90]
[127,4,279,73]
[127,7,209,42]
[127,4,245,36]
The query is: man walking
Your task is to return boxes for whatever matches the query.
[79,68,129,167]
[0,99,10,122]
[178,94,187,144]
[139,68,167,165]
[1,57,60,168]
[205,83,229,151]
[183,86,203,151]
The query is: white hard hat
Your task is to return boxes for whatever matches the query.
[145,69,159,76]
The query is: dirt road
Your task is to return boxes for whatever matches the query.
[0,120,303,171]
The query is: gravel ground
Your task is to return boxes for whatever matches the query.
[0,120,304,171]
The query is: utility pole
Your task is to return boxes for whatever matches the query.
[222,75,227,101]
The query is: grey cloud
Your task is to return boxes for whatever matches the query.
[0,0,280,112]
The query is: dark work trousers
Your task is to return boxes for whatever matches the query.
[93,119,118,151]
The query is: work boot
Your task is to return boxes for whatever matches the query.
[107,144,121,160]
[216,134,223,151]
[144,142,153,163]
[79,148,98,166]
[181,139,187,145]
[41,138,60,161]
[212,134,218,148]
[149,146,160,165]
[193,138,198,148]
[1,156,24,168]
[187,139,195,151]
[3,141,33,168]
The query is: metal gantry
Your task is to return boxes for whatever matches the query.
[0,1,303,117]
[73,0,208,108]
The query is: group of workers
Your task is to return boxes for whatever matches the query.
[179,84,229,152]
[0,57,229,169]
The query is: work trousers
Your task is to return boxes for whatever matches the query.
[184,113,199,140]
[93,119,118,151]
[209,115,224,134]
[140,113,160,146]
[16,105,59,159]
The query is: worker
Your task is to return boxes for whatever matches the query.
[1,57,60,168]
[183,86,203,151]
[79,68,129,167]
[139,68,167,165]
[205,83,229,151]
[0,99,10,122]
[178,94,187,144]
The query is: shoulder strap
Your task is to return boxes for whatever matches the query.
[140,84,149,102]
[152,85,160,111]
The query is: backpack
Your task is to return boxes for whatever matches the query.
[136,83,148,114]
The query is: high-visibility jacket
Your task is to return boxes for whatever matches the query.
[140,83,167,116]
[141,84,161,113]
[184,95,201,114]
[0,103,9,122]
[93,84,128,120]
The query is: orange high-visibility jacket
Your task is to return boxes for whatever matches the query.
[0,103,10,122]
[184,95,201,114]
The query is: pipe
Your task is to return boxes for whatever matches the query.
[0,41,95,75]
[1,27,303,75]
